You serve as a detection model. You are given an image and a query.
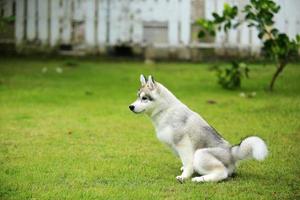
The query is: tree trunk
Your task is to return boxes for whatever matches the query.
[269,62,286,91]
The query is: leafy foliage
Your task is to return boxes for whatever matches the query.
[217,61,249,89]
[197,0,300,91]
[243,0,299,63]
[196,3,238,38]
[0,16,15,34]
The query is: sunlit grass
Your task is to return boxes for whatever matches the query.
[0,57,299,199]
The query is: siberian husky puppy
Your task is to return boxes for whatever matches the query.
[129,75,268,183]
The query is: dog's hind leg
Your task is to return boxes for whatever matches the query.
[192,148,228,183]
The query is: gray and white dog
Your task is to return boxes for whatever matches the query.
[129,75,268,183]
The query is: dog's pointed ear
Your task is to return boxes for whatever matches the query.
[147,75,156,90]
[140,74,147,86]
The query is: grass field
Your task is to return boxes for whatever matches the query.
[0,57,299,199]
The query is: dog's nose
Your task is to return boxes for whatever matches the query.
[129,105,135,111]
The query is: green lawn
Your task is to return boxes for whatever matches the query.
[0,57,299,200]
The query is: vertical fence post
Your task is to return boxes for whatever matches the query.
[15,0,25,45]
[204,0,215,20]
[131,1,142,44]
[109,0,118,45]
[250,27,261,55]
[26,0,37,41]
[97,0,107,46]
[37,0,49,45]
[50,0,60,47]
[61,0,72,44]
[215,0,225,52]
[239,23,250,53]
[85,0,96,48]
[168,0,179,46]
[226,0,238,50]
[180,0,191,45]
[4,0,13,17]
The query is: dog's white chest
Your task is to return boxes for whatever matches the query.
[156,127,174,145]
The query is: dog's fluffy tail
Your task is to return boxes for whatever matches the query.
[231,136,268,162]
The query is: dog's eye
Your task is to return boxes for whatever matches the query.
[142,96,148,100]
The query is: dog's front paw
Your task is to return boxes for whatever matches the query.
[176,175,185,184]
[180,166,184,172]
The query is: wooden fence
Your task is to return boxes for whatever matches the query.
[0,0,299,55]
[1,0,191,49]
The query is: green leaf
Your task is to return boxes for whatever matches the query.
[198,31,206,38]
[244,5,252,12]
[296,34,300,43]
[271,28,279,36]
